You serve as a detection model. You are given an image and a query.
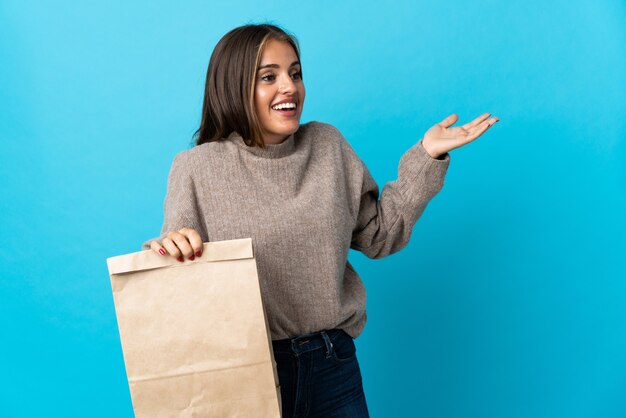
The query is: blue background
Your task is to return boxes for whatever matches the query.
[2,1,625,417]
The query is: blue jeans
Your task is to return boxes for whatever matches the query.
[272,328,370,418]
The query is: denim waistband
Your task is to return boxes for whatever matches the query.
[272,328,345,356]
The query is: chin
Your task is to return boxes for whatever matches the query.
[277,121,300,135]
[287,122,300,134]
[262,117,302,143]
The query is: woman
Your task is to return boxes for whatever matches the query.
[143,23,498,417]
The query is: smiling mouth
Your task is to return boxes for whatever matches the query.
[271,102,297,112]
[271,105,297,118]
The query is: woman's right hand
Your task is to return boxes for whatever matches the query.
[149,227,204,262]
[421,112,499,158]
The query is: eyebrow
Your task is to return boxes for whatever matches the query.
[257,60,301,71]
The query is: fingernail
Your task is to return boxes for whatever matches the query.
[195,251,202,257]
[177,256,184,262]
[159,249,166,256]
[189,255,195,261]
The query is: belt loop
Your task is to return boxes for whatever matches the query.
[320,330,333,359]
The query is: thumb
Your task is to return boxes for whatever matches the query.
[438,113,458,128]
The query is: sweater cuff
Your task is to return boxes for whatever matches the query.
[395,139,451,205]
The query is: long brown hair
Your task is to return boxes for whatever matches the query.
[193,24,302,148]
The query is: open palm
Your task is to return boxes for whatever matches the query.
[422,112,499,158]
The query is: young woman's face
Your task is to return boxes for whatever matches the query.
[254,39,305,145]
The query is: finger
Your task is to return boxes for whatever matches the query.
[437,113,459,128]
[168,231,195,261]
[462,112,491,130]
[161,236,183,261]
[179,228,203,257]
[150,240,167,256]
[466,119,494,141]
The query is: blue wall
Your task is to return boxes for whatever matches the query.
[1,1,625,417]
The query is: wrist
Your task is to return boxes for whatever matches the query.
[421,139,441,159]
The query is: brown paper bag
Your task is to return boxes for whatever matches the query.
[106,238,281,417]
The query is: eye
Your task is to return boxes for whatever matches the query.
[259,71,302,82]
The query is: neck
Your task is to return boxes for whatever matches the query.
[263,134,291,145]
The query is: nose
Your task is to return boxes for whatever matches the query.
[278,72,296,94]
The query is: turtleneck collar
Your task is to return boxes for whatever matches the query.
[227,131,296,159]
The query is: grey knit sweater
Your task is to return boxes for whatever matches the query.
[143,121,450,340]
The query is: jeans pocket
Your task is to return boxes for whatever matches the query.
[329,330,357,364]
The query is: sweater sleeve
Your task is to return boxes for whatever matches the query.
[350,140,450,259]
[141,152,208,250]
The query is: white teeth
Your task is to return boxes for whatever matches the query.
[272,102,296,110]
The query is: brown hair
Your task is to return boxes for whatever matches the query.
[193,24,302,148]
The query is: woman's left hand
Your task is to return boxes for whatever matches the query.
[421,112,499,159]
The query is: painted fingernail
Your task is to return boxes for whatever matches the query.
[158,249,166,256]
[189,255,195,261]
[195,251,202,257]
[177,256,184,262]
